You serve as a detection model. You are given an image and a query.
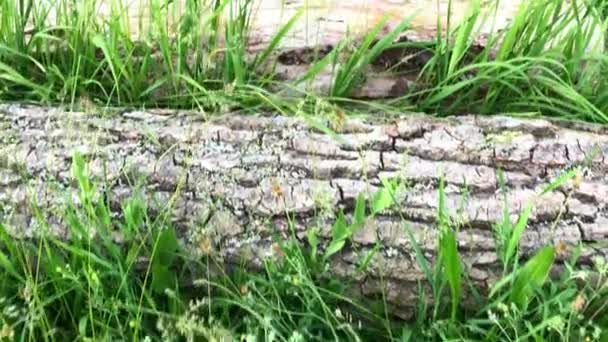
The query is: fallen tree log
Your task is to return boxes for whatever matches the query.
[1,104,607,313]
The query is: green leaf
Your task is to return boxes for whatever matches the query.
[332,15,389,96]
[403,224,433,287]
[92,34,122,96]
[293,46,339,86]
[0,225,21,281]
[151,263,175,294]
[95,200,112,231]
[0,249,20,281]
[307,229,318,261]
[0,61,50,98]
[332,211,349,241]
[540,167,578,196]
[324,211,349,260]
[357,241,381,272]
[437,175,448,227]
[366,13,416,63]
[504,201,533,268]
[496,1,529,61]
[372,188,393,214]
[354,192,366,227]
[71,152,93,201]
[436,174,461,319]
[156,228,179,266]
[488,271,515,299]
[333,12,417,97]
[64,206,86,240]
[52,240,115,271]
[424,78,478,105]
[440,228,461,320]
[400,327,414,342]
[123,197,147,233]
[447,0,480,77]
[510,246,556,308]
[323,240,346,260]
[78,316,88,337]
[380,177,397,194]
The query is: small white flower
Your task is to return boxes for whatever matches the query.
[4,305,19,318]
[487,310,499,323]
[288,331,304,342]
[335,308,344,320]
[571,271,589,281]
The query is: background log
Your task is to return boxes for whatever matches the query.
[1,104,607,312]
[32,1,604,100]
[42,0,522,48]
[34,0,523,99]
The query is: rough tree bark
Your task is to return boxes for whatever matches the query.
[1,104,607,312]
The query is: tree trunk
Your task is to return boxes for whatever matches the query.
[1,104,607,312]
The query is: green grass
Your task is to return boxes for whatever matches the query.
[1,153,607,341]
[0,0,299,113]
[1,0,608,122]
[2,0,608,340]
[415,0,608,122]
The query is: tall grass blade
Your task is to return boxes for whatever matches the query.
[293,47,339,86]
[253,7,304,70]
[504,201,533,269]
[447,0,480,77]
[437,176,461,320]
[332,12,416,97]
[0,61,50,98]
[541,167,579,195]
[510,246,556,308]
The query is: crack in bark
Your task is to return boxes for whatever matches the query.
[529,145,537,163]
[573,218,588,241]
